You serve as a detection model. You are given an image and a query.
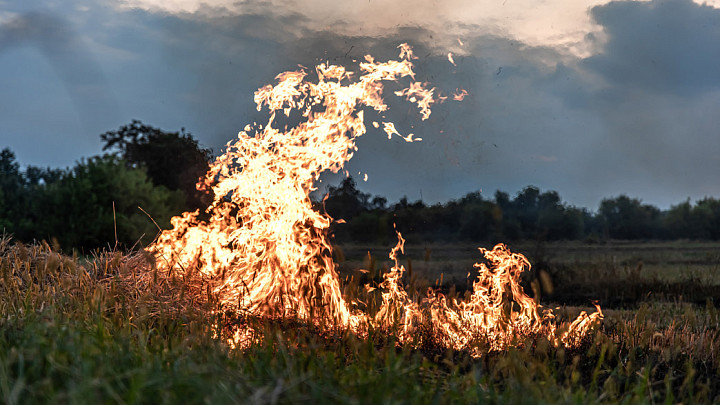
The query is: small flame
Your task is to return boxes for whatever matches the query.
[448,52,456,66]
[397,43,418,61]
[453,88,468,101]
[394,82,437,121]
[150,44,601,356]
[382,122,421,142]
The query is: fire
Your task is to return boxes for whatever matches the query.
[453,88,469,101]
[150,44,602,354]
[373,232,602,355]
[394,81,438,120]
[381,122,420,142]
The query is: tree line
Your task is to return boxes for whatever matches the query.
[0,120,211,252]
[323,177,720,244]
[3,120,720,252]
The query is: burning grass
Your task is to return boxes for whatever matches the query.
[1,236,719,403]
[147,45,601,354]
[337,240,720,308]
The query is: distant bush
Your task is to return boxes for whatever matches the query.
[36,155,186,251]
[101,120,213,210]
[0,149,185,252]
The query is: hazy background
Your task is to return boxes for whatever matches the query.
[2,0,719,210]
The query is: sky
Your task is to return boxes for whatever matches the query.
[1,0,720,210]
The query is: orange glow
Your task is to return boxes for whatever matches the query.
[382,122,421,142]
[393,81,437,120]
[150,44,601,354]
[453,88,468,101]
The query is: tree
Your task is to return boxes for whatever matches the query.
[458,196,500,241]
[664,198,720,240]
[599,195,660,239]
[35,155,185,252]
[324,176,371,221]
[101,120,213,210]
[495,190,521,240]
[0,148,26,232]
[693,198,720,239]
[663,200,693,239]
[535,191,584,240]
[392,197,428,240]
[514,186,541,238]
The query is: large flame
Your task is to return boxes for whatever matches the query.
[150,44,601,354]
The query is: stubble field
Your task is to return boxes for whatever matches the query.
[2,237,720,404]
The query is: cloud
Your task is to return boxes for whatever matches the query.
[84,0,720,210]
[584,0,720,96]
[108,5,580,204]
[569,0,720,201]
[116,0,610,52]
[96,5,672,208]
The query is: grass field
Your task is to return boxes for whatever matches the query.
[336,240,720,307]
[2,236,720,403]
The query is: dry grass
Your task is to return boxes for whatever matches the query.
[336,240,720,307]
[2,236,720,403]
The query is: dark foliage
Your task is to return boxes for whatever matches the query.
[101,119,213,210]
[598,195,660,239]
[0,148,184,252]
[323,176,720,244]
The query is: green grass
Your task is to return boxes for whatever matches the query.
[2,237,720,404]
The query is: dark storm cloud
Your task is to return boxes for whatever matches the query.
[565,0,720,206]
[584,0,720,96]
[147,14,477,197]
[140,10,323,150]
[91,0,720,209]
[143,4,679,208]
[0,12,74,50]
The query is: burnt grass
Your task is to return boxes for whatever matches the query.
[2,237,720,403]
